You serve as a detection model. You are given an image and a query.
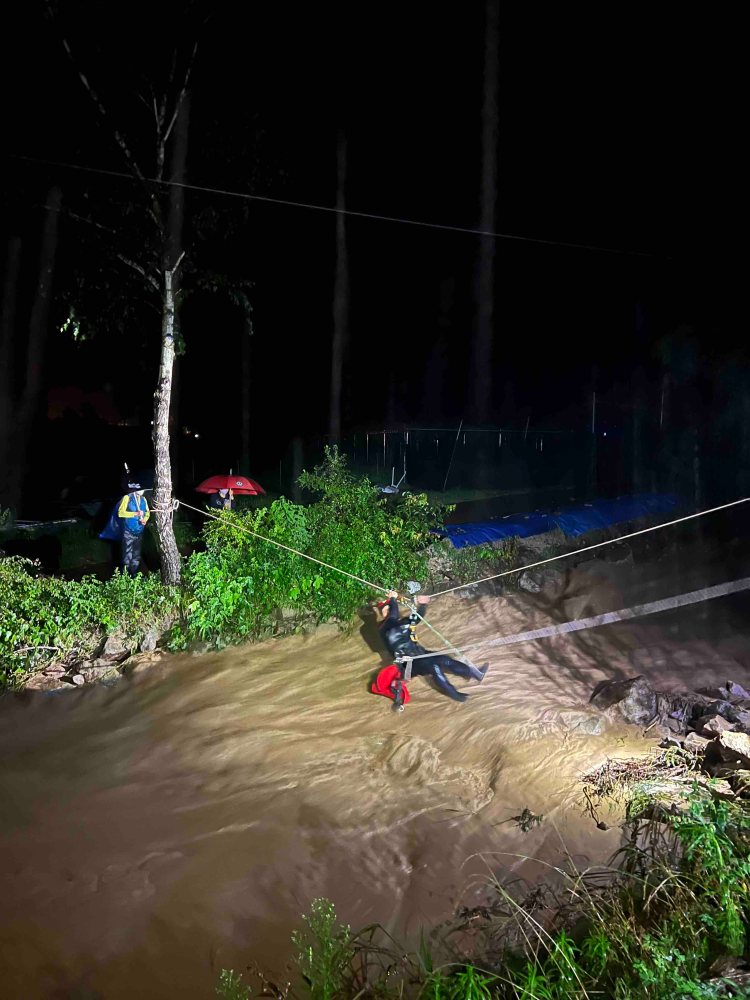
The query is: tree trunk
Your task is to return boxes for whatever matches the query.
[241,316,252,473]
[329,131,348,447]
[153,266,182,585]
[469,0,498,424]
[2,192,61,516]
[0,237,22,514]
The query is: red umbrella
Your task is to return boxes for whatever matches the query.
[195,474,266,495]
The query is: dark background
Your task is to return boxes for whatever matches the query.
[1,4,744,518]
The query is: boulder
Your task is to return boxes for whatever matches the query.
[41,663,67,677]
[727,681,750,701]
[558,710,606,735]
[139,628,159,653]
[82,664,120,684]
[119,649,168,675]
[518,572,541,594]
[699,714,734,737]
[25,673,69,692]
[519,567,565,595]
[697,685,731,701]
[590,676,657,727]
[684,731,710,753]
[70,674,85,686]
[101,635,130,662]
[717,731,750,768]
[725,706,750,728]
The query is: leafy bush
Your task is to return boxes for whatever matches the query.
[0,556,178,685]
[178,448,445,647]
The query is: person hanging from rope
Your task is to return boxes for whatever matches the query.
[375,591,488,703]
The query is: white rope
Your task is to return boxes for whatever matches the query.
[176,499,392,595]
[176,499,461,658]
[406,575,750,661]
[175,493,750,670]
[430,495,750,600]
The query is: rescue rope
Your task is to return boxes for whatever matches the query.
[429,495,750,599]
[403,575,750,661]
[175,499,464,658]
[174,493,750,670]
[176,499,392,594]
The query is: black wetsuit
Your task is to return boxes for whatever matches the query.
[379,598,473,702]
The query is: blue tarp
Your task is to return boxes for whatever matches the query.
[439,493,681,549]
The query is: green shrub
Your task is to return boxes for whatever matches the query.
[179,448,445,647]
[0,556,178,685]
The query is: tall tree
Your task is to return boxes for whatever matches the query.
[469,0,499,424]
[45,7,254,584]
[329,131,349,447]
[0,195,61,517]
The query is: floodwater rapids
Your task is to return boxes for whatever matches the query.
[1,542,749,998]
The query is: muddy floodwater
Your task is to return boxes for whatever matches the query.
[1,542,749,998]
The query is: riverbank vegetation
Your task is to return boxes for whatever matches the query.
[220,748,750,999]
[0,449,520,687]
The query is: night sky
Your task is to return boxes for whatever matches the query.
[2,4,742,510]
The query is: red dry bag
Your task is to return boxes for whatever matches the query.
[372,664,411,705]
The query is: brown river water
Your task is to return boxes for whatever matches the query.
[1,542,749,998]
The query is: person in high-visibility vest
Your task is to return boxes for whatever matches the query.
[117,484,150,577]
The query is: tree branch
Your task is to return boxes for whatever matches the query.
[163,41,198,148]
[46,5,163,223]
[36,202,118,237]
[116,254,160,291]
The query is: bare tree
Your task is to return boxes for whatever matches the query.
[0,203,60,516]
[47,11,202,584]
[469,0,499,424]
[329,131,349,447]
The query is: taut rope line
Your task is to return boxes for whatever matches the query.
[429,495,750,599]
[175,494,750,667]
[402,576,750,662]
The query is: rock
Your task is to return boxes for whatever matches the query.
[727,681,750,701]
[725,707,750,728]
[697,685,730,701]
[101,635,130,662]
[139,628,159,653]
[518,571,541,594]
[558,710,606,735]
[119,649,168,675]
[186,639,211,656]
[717,731,750,768]
[519,567,565,595]
[684,731,710,753]
[696,776,735,800]
[82,664,120,684]
[702,700,734,719]
[665,718,682,733]
[70,674,85,686]
[42,663,67,677]
[25,673,69,692]
[699,714,734,737]
[590,676,657,727]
